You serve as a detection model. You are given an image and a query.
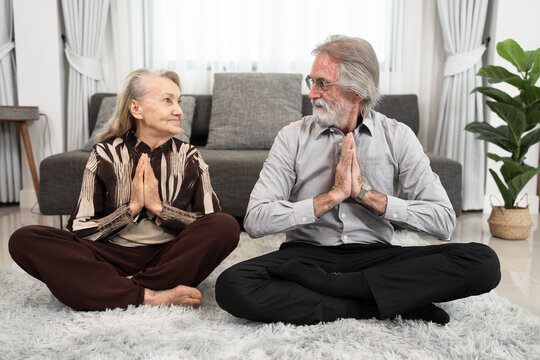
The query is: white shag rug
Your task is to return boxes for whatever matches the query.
[1,231,539,360]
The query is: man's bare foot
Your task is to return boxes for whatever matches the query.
[143,285,202,308]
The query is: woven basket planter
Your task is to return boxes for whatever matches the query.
[487,206,533,240]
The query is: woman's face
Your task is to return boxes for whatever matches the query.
[131,76,183,143]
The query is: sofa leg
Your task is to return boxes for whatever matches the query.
[54,215,63,230]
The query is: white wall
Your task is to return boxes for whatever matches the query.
[483,0,540,213]
[13,0,65,208]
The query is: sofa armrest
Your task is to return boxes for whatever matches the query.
[427,154,462,217]
[39,150,90,215]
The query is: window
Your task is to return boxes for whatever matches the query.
[144,0,398,93]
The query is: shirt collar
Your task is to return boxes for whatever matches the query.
[124,129,173,155]
[361,112,374,137]
[313,111,374,138]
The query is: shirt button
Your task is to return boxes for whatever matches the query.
[302,217,307,222]
[343,235,348,240]
[330,129,335,133]
[341,213,346,219]
[393,213,398,218]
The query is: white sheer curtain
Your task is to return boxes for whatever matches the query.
[62,0,110,151]
[145,0,396,94]
[0,0,20,203]
[141,0,446,150]
[382,0,446,150]
[101,0,144,92]
[434,0,488,210]
[105,0,448,158]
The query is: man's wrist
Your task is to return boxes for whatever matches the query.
[352,183,372,203]
[314,190,345,218]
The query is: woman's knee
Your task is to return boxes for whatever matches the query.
[205,212,240,247]
[8,225,43,258]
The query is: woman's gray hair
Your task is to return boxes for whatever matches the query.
[313,35,381,118]
[98,68,181,142]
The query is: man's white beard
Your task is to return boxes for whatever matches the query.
[311,98,350,129]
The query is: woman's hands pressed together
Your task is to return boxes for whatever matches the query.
[130,153,163,218]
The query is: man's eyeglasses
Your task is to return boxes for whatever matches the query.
[305,75,340,93]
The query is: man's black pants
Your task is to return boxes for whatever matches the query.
[215,241,501,325]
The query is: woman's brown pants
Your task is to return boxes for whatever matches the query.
[9,212,240,311]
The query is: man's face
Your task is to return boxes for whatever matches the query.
[308,54,355,129]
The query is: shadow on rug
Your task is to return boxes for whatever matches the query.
[0,231,539,359]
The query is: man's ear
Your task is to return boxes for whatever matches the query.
[352,93,364,104]
[129,99,144,120]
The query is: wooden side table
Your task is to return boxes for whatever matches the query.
[0,106,41,200]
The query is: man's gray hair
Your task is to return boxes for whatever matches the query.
[313,35,381,118]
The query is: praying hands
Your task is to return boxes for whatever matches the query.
[130,153,163,218]
[314,132,387,218]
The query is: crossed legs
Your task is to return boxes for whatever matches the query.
[9,212,239,311]
[215,241,501,325]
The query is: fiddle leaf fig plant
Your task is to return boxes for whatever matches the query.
[465,39,540,209]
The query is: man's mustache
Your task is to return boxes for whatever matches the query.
[311,99,331,112]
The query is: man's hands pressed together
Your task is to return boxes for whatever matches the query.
[130,153,163,218]
[332,133,364,201]
[313,133,387,218]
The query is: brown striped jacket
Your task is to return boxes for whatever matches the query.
[67,130,221,241]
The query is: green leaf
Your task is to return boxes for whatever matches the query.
[520,128,540,157]
[497,39,528,72]
[525,50,540,69]
[486,101,527,139]
[471,86,520,107]
[507,167,540,204]
[529,50,540,85]
[506,76,529,89]
[526,110,540,129]
[486,153,513,163]
[522,162,534,172]
[465,122,516,152]
[533,51,540,73]
[477,65,518,83]
[500,160,525,183]
[526,48,540,85]
[487,153,524,183]
[489,169,514,208]
[477,65,528,88]
[521,85,540,107]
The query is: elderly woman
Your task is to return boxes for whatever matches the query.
[9,68,240,311]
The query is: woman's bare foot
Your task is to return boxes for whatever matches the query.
[143,285,202,307]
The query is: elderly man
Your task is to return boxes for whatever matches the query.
[215,35,500,325]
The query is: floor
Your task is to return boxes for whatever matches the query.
[1,204,539,317]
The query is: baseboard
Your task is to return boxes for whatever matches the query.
[19,189,38,210]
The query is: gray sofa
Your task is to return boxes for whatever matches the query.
[40,91,462,220]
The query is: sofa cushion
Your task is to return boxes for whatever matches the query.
[206,73,303,150]
[83,96,117,151]
[82,95,196,151]
[198,148,270,217]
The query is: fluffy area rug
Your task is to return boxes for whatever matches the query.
[1,231,539,360]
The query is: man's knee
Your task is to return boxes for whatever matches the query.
[455,243,501,291]
[215,265,246,316]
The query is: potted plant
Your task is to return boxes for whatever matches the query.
[465,38,540,240]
